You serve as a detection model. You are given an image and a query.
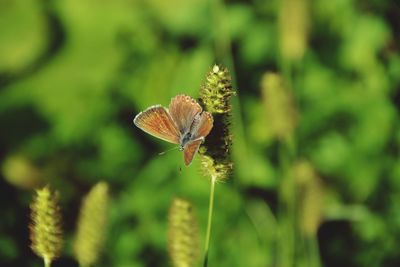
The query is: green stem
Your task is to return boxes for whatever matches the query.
[277,58,299,267]
[44,257,51,267]
[277,143,295,267]
[309,235,322,267]
[203,175,217,267]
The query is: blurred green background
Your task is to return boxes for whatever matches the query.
[0,0,399,266]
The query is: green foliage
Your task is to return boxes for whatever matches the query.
[0,0,399,267]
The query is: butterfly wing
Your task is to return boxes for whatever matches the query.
[169,95,202,133]
[191,111,214,139]
[182,110,213,165]
[183,138,203,166]
[134,105,180,144]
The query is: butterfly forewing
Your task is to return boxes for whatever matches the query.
[134,105,180,144]
[169,95,202,133]
[183,138,203,166]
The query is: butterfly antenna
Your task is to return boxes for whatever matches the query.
[158,146,180,156]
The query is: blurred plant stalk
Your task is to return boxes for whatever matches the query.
[264,35,322,267]
[274,0,316,265]
[261,72,297,267]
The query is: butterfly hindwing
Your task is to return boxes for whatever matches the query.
[134,105,180,144]
[191,111,214,139]
[183,138,203,166]
[169,95,202,134]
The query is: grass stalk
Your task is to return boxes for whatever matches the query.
[203,175,217,267]
[44,257,51,267]
[277,58,298,267]
[308,235,322,267]
[277,141,295,267]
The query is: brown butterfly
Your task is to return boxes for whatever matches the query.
[133,95,213,166]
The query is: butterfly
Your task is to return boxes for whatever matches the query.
[133,95,214,166]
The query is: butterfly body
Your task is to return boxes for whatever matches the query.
[179,132,194,151]
[134,95,213,165]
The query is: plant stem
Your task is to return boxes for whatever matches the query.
[203,175,217,267]
[277,142,295,267]
[277,57,299,267]
[309,235,322,267]
[44,257,51,267]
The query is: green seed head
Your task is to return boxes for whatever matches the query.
[168,198,199,267]
[199,65,235,181]
[29,185,63,264]
[74,182,109,267]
